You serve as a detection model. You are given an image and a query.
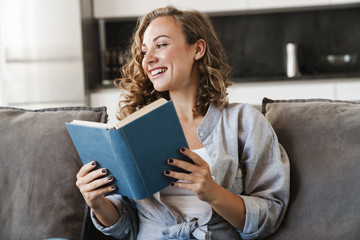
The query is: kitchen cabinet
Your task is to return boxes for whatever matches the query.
[93,0,167,19]
[227,78,360,106]
[93,0,360,19]
[93,0,247,18]
[227,80,336,106]
[228,78,360,106]
[335,80,360,101]
[330,0,360,4]
[247,0,360,10]
[248,0,329,10]
[167,0,246,14]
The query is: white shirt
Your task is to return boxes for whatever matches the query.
[160,147,214,219]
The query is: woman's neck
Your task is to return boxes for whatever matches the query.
[169,78,200,121]
[170,90,205,150]
[170,91,197,120]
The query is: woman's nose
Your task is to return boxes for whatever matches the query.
[143,49,157,64]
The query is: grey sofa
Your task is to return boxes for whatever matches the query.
[0,106,112,240]
[263,98,360,240]
[0,98,359,240]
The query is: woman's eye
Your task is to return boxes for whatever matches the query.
[141,50,148,56]
[157,43,167,49]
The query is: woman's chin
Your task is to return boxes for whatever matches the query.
[152,84,169,92]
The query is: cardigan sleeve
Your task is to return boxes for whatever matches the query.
[90,194,138,240]
[237,107,290,239]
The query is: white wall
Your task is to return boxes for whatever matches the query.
[0,0,86,108]
[90,88,121,125]
[0,0,6,106]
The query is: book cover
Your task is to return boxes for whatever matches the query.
[66,100,191,200]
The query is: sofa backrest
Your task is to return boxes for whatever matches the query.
[0,106,107,240]
[263,98,360,240]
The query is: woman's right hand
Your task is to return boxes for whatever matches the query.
[76,161,116,210]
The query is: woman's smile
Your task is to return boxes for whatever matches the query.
[149,67,168,77]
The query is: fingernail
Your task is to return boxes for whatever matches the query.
[91,161,96,166]
[111,184,116,189]
[102,169,106,173]
[107,176,113,180]
[180,147,186,152]
[164,170,170,175]
[170,182,175,186]
[168,158,174,164]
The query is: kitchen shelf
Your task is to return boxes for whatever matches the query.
[232,72,360,83]
[93,72,360,90]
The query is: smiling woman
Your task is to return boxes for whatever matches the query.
[115,6,231,120]
[76,6,290,240]
[141,16,205,95]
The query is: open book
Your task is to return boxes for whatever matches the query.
[70,98,168,129]
[66,98,191,200]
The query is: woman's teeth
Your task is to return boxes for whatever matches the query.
[151,68,167,76]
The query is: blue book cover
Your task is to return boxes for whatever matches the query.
[66,100,190,200]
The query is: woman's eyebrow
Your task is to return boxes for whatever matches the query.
[153,34,171,42]
[142,35,171,47]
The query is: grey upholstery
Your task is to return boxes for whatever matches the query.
[0,106,107,240]
[263,98,360,240]
[1,98,359,239]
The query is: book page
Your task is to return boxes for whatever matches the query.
[114,98,167,129]
[70,120,115,129]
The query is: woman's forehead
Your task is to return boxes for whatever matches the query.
[142,16,183,44]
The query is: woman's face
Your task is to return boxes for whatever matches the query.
[141,16,199,93]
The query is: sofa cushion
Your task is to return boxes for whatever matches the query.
[0,106,107,240]
[262,98,360,240]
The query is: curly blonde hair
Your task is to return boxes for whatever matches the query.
[115,6,232,120]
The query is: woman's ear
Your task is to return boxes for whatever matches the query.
[194,39,206,60]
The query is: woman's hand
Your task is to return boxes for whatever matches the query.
[165,147,246,230]
[76,161,120,227]
[164,147,217,203]
[76,161,116,210]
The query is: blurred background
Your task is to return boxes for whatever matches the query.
[1,0,359,124]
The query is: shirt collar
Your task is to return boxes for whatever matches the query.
[197,102,222,139]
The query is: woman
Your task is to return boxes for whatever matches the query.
[76,6,289,240]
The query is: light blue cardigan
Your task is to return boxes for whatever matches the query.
[91,102,290,240]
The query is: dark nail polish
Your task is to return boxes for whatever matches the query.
[170,182,175,186]
[102,169,106,173]
[180,147,186,152]
[107,176,113,180]
[91,161,96,166]
[164,170,170,175]
[168,158,174,164]
[111,184,116,189]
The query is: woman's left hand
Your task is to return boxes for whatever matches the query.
[164,147,217,203]
[165,147,246,230]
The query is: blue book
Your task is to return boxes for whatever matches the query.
[66,99,190,200]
